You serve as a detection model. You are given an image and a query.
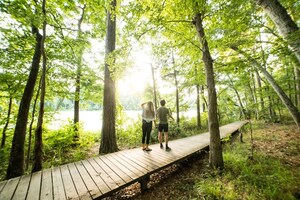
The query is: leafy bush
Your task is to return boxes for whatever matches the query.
[43,122,97,168]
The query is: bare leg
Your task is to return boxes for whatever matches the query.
[158,131,162,144]
[165,132,168,146]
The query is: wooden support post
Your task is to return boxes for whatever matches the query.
[139,175,150,192]
[240,131,244,143]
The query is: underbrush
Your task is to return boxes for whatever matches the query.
[194,122,300,199]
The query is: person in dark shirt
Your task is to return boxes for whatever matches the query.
[156,99,174,150]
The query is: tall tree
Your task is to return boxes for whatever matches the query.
[100,0,118,154]
[253,0,300,63]
[32,0,47,173]
[232,46,300,128]
[74,5,86,139]
[194,11,223,168]
[6,24,42,179]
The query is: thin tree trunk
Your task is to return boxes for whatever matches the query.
[100,0,118,154]
[74,5,86,139]
[255,70,265,116]
[250,72,259,120]
[1,97,12,148]
[194,13,223,169]
[174,70,180,126]
[196,83,201,129]
[26,77,41,171]
[228,76,247,119]
[232,46,300,128]
[294,66,300,108]
[32,1,47,172]
[6,26,42,179]
[254,0,300,63]
[151,64,158,111]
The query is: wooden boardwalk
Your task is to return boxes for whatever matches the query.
[0,121,248,200]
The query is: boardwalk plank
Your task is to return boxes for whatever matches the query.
[0,177,20,200]
[0,180,7,193]
[52,166,66,200]
[114,153,149,175]
[116,152,155,172]
[26,171,42,200]
[93,157,125,187]
[81,159,110,195]
[40,168,53,200]
[11,174,31,200]
[103,154,141,179]
[98,156,133,183]
[60,164,79,200]
[68,163,91,200]
[87,158,118,191]
[119,151,160,170]
[75,161,101,199]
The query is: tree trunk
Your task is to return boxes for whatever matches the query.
[294,66,300,108]
[1,97,12,148]
[74,5,85,139]
[194,13,223,169]
[228,76,247,119]
[6,26,42,179]
[26,78,41,171]
[151,64,158,111]
[249,72,259,120]
[32,2,46,172]
[254,0,300,63]
[255,70,265,116]
[232,46,300,128]
[174,70,180,126]
[196,83,201,129]
[99,0,118,154]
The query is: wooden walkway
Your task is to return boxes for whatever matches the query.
[0,121,248,200]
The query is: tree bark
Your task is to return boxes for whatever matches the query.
[6,26,42,179]
[151,64,158,111]
[254,0,300,63]
[196,83,201,129]
[232,46,300,128]
[99,0,118,154]
[74,5,85,139]
[32,0,46,172]
[294,66,300,108]
[194,13,223,169]
[1,97,12,148]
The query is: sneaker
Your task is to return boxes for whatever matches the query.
[145,148,152,151]
[160,143,163,149]
[166,146,171,151]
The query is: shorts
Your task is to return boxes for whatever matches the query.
[158,123,168,132]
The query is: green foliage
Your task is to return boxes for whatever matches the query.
[43,122,97,168]
[195,141,297,199]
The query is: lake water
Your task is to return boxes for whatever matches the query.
[50,110,197,131]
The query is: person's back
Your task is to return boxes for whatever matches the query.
[157,100,173,150]
[157,106,170,124]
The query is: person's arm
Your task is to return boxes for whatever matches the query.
[168,113,174,121]
[167,109,174,121]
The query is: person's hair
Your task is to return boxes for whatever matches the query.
[160,99,166,106]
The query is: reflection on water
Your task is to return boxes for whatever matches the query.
[49,110,141,131]
[49,110,197,131]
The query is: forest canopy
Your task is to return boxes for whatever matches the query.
[0,0,299,179]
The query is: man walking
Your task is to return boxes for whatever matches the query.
[157,99,174,150]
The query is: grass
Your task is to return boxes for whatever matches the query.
[194,121,300,200]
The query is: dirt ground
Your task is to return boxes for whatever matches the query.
[102,122,300,200]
